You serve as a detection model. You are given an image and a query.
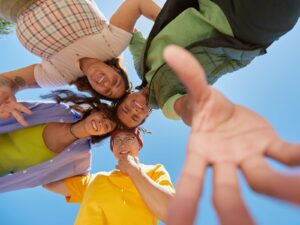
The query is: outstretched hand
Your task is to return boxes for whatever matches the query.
[0,78,32,126]
[163,45,300,225]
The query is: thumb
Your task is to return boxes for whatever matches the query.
[163,45,210,104]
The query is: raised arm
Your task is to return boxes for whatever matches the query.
[117,155,175,223]
[110,0,161,33]
[0,64,39,126]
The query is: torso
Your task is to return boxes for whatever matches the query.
[16,0,132,85]
[0,124,57,176]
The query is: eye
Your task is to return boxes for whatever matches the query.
[123,105,129,113]
[132,115,139,122]
[112,78,117,87]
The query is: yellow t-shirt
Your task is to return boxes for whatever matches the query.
[0,124,57,176]
[65,164,174,225]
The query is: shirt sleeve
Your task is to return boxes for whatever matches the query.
[150,164,175,193]
[64,174,93,203]
[129,31,146,77]
[34,60,67,87]
[162,94,184,120]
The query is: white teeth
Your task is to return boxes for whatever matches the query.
[134,100,143,109]
[120,151,129,155]
[97,76,104,84]
[92,120,98,131]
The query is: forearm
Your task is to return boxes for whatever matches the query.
[43,180,70,197]
[1,64,39,92]
[128,168,174,222]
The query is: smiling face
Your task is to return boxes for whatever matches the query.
[81,58,126,99]
[111,131,141,160]
[84,111,116,136]
[117,90,150,128]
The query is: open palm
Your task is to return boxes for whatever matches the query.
[163,45,300,225]
[0,85,32,126]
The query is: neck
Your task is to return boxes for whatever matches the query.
[70,120,90,139]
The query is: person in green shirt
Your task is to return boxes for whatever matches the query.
[115,0,300,128]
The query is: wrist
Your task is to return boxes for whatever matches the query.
[127,165,141,177]
[0,76,17,92]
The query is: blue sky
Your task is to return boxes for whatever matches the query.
[0,1,300,225]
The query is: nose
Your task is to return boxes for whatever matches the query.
[103,80,110,88]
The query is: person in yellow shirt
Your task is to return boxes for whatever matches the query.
[43,127,175,225]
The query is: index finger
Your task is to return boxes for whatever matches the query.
[14,102,32,115]
[167,139,208,225]
[11,110,29,127]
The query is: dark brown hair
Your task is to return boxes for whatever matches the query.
[72,58,131,102]
[41,90,124,144]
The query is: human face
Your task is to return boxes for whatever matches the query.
[112,131,140,160]
[82,58,126,99]
[117,91,150,128]
[84,111,116,136]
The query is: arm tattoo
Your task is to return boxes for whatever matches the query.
[0,77,14,88]
[14,76,26,88]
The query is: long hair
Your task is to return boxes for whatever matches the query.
[41,90,123,144]
[71,58,131,102]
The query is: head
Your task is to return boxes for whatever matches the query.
[116,88,151,128]
[110,128,143,160]
[75,57,130,101]
[42,90,122,144]
[81,106,117,139]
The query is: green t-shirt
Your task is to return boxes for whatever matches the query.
[0,124,58,176]
[129,0,233,119]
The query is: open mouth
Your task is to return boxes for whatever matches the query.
[120,151,130,155]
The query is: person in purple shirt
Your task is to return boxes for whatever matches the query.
[0,90,120,192]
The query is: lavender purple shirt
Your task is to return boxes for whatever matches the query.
[0,102,92,193]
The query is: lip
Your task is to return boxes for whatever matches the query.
[120,151,130,155]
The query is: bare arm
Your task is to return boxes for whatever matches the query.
[110,0,161,33]
[117,156,174,223]
[129,167,174,223]
[1,64,39,92]
[43,180,70,197]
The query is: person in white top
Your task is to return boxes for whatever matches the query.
[0,0,161,126]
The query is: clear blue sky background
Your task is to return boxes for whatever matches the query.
[0,1,300,225]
